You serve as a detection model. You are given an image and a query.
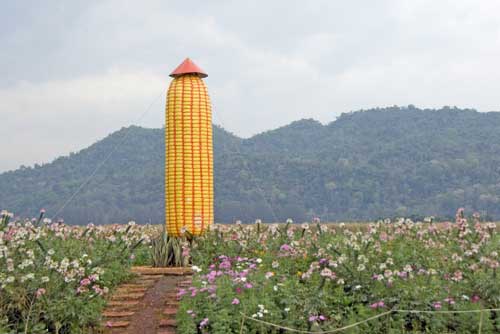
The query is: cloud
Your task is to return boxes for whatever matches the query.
[0,68,165,171]
[1,0,500,171]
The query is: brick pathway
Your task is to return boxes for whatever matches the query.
[102,268,192,334]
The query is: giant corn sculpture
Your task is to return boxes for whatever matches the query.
[165,58,213,236]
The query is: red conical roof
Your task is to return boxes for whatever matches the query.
[170,58,207,78]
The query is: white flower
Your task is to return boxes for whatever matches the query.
[26,249,34,259]
[41,276,50,283]
[191,265,202,273]
[256,258,262,264]
[284,307,290,312]
[320,268,334,278]
[301,223,310,230]
[6,259,14,272]
[21,273,35,282]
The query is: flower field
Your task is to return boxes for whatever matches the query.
[0,210,153,333]
[177,211,500,333]
[1,209,499,333]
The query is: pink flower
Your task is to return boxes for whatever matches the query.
[309,315,326,322]
[231,298,240,305]
[471,295,480,303]
[93,285,105,295]
[397,271,408,279]
[444,297,455,305]
[36,288,46,298]
[451,271,463,282]
[80,278,91,286]
[433,302,442,310]
[370,301,385,309]
[199,318,209,328]
[177,288,187,297]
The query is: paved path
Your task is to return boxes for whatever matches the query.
[102,270,192,334]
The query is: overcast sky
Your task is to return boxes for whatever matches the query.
[1,0,500,172]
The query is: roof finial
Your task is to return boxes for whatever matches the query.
[170,58,207,78]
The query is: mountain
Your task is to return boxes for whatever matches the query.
[1,106,500,224]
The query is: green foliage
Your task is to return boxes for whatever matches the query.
[0,211,151,333]
[2,106,500,223]
[178,215,500,333]
[150,228,190,267]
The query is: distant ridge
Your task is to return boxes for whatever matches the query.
[1,106,500,224]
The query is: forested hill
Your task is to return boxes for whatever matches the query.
[2,106,500,224]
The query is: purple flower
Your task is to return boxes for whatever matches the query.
[280,244,292,252]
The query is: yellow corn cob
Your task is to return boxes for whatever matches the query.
[165,71,213,237]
